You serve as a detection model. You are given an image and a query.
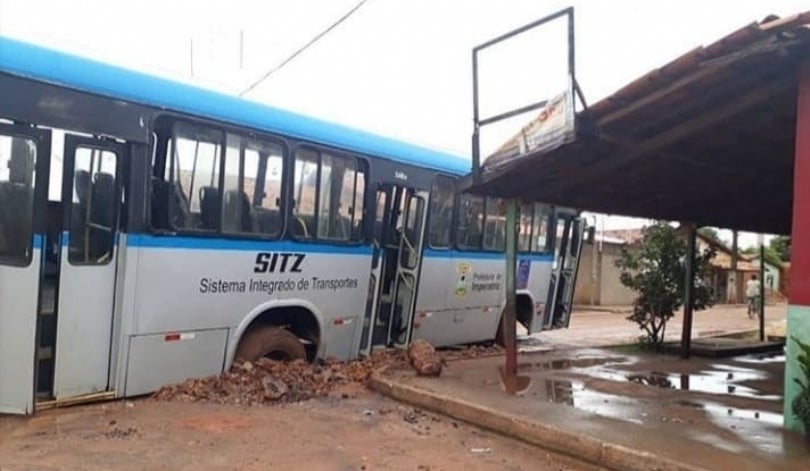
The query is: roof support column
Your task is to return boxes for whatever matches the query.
[680,223,697,359]
[502,200,518,377]
[499,200,530,394]
[784,62,810,432]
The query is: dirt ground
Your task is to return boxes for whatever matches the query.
[0,386,598,471]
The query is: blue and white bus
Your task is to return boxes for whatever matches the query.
[0,36,585,414]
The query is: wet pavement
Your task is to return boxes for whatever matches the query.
[380,347,810,471]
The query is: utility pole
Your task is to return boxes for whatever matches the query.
[680,223,697,359]
[730,230,739,303]
[758,233,765,341]
[239,30,244,69]
[189,38,194,77]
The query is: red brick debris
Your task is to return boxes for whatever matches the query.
[153,344,503,405]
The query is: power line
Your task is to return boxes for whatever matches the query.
[239,0,370,97]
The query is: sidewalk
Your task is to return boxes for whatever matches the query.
[370,348,808,471]
[539,304,787,348]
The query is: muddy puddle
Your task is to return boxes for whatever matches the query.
[624,363,782,401]
[518,356,630,371]
[516,352,784,402]
[533,378,647,425]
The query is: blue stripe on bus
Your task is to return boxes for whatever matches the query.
[57,231,120,247]
[126,234,374,255]
[35,233,554,262]
[423,248,553,262]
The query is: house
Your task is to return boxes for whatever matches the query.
[572,235,637,306]
[574,226,785,307]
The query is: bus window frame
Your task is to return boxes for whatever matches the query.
[482,196,506,252]
[148,115,291,241]
[221,132,287,240]
[289,143,368,246]
[426,173,456,251]
[166,121,225,234]
[454,192,485,252]
[0,127,43,267]
[518,203,556,254]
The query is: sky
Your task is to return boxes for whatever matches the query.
[0,0,806,247]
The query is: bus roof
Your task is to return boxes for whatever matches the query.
[0,36,471,175]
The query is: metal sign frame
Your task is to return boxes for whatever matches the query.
[471,7,586,183]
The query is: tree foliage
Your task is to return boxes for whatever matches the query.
[769,236,791,262]
[697,227,723,245]
[615,223,716,349]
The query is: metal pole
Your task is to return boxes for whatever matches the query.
[759,241,766,341]
[731,230,739,303]
[502,199,518,376]
[239,30,244,69]
[471,49,481,184]
[680,223,696,359]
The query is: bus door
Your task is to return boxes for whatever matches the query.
[359,188,391,355]
[544,214,585,329]
[365,185,427,349]
[51,135,125,400]
[389,190,427,347]
[0,124,50,414]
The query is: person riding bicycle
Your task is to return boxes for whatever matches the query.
[746,274,762,318]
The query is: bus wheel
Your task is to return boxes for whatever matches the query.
[236,326,307,362]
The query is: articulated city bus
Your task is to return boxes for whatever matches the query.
[0,36,585,414]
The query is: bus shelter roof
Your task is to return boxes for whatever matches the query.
[464,12,810,235]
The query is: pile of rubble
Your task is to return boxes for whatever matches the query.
[154,350,405,405]
[153,342,504,406]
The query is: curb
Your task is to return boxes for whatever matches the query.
[368,370,708,471]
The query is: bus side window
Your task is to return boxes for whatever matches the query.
[518,203,533,252]
[162,122,223,232]
[532,204,551,252]
[68,147,118,264]
[293,148,318,238]
[0,135,36,264]
[222,133,284,237]
[343,161,365,240]
[428,175,455,249]
[293,147,364,242]
[456,194,484,250]
[483,197,506,251]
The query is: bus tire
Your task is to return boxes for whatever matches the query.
[236,326,307,362]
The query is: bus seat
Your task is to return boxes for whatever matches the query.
[238,191,254,233]
[150,178,170,229]
[255,208,280,235]
[292,215,311,238]
[222,189,255,233]
[199,186,220,230]
[339,216,351,239]
[90,172,116,259]
[0,183,12,256]
[0,182,33,259]
[169,180,191,229]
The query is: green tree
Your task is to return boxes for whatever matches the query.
[769,236,791,262]
[697,227,722,244]
[616,223,716,349]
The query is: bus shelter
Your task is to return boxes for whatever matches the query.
[463,11,810,431]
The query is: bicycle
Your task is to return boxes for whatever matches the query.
[747,295,761,319]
